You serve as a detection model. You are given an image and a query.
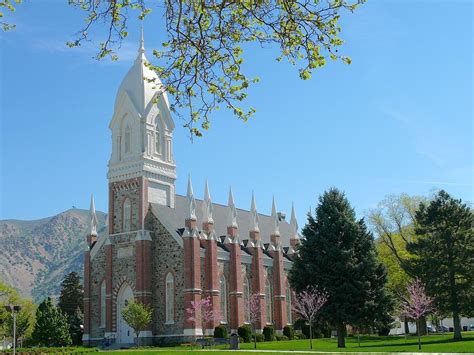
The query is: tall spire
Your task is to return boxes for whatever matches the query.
[271,196,280,236]
[202,179,214,224]
[186,175,197,220]
[228,186,238,228]
[137,25,146,60]
[89,194,98,236]
[290,202,299,239]
[250,191,259,232]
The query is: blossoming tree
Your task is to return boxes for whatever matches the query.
[186,296,219,337]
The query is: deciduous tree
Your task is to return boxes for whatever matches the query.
[186,296,218,337]
[32,298,71,346]
[292,286,328,349]
[121,301,152,347]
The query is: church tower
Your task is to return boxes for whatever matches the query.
[107,30,176,234]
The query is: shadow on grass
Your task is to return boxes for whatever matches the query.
[355,336,474,349]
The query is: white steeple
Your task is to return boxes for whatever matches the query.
[271,196,280,236]
[250,191,259,232]
[108,28,177,208]
[202,179,214,224]
[227,186,238,228]
[89,194,98,236]
[186,175,197,220]
[290,202,299,240]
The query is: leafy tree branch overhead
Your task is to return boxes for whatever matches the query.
[65,0,364,136]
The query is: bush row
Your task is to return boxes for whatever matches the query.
[214,325,305,343]
[0,346,98,354]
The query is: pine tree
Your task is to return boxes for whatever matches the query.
[407,190,474,341]
[58,272,84,344]
[289,188,393,348]
[58,272,83,317]
[32,298,71,346]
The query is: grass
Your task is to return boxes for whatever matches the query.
[101,332,474,354]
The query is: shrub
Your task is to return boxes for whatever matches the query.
[263,326,275,341]
[238,325,252,343]
[377,327,391,336]
[275,334,289,341]
[283,325,294,340]
[253,333,265,342]
[294,333,306,340]
[214,325,228,338]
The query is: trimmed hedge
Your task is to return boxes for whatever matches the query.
[214,325,228,338]
[238,325,252,343]
[1,347,98,354]
[253,333,265,342]
[283,325,294,340]
[263,326,275,341]
[275,334,289,341]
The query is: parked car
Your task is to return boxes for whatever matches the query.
[427,326,435,333]
[436,325,449,332]
[468,324,474,331]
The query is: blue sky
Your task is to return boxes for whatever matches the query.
[1,0,472,226]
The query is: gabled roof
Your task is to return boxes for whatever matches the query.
[151,194,293,247]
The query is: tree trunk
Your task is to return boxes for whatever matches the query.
[453,313,462,341]
[253,324,257,349]
[309,324,313,350]
[337,323,345,348]
[404,318,410,335]
[417,319,421,350]
[417,316,427,336]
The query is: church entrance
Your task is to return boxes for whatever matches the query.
[116,284,135,344]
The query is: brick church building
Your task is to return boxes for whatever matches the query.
[82,33,300,346]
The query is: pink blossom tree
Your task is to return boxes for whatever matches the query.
[399,279,434,350]
[186,296,219,337]
[245,293,261,349]
[292,286,328,350]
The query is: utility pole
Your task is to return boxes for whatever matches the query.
[4,305,21,355]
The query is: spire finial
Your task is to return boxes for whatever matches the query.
[202,179,214,224]
[89,194,98,236]
[228,186,238,228]
[250,191,259,232]
[271,196,280,236]
[139,25,145,53]
[290,201,299,239]
[187,175,196,220]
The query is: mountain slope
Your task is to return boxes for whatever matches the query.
[0,209,107,302]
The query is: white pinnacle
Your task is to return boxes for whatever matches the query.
[186,175,197,220]
[290,202,299,240]
[89,194,98,236]
[250,191,259,232]
[228,186,238,228]
[271,196,280,236]
[202,179,214,224]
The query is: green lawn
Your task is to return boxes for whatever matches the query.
[102,332,474,354]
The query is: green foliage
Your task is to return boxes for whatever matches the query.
[289,188,394,348]
[283,325,294,340]
[67,0,365,137]
[214,325,228,338]
[58,272,84,345]
[32,298,71,346]
[237,325,252,342]
[0,0,21,31]
[121,301,152,346]
[1,346,98,353]
[0,281,36,340]
[275,334,289,341]
[253,333,265,342]
[263,326,275,341]
[294,332,306,340]
[407,190,474,340]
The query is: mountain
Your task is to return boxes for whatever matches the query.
[0,209,107,303]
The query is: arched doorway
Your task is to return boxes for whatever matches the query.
[116,283,134,344]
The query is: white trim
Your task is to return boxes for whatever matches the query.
[183,328,203,336]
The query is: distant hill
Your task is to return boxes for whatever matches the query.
[0,209,107,302]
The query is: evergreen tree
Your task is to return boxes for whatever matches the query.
[58,272,83,317]
[32,298,71,346]
[407,190,474,341]
[58,272,84,344]
[289,188,393,348]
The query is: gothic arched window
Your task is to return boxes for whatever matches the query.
[220,275,227,322]
[165,272,175,323]
[124,126,131,153]
[123,198,131,232]
[265,278,273,324]
[243,277,250,323]
[286,281,292,324]
[100,280,106,327]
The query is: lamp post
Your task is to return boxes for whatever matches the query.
[4,305,21,355]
